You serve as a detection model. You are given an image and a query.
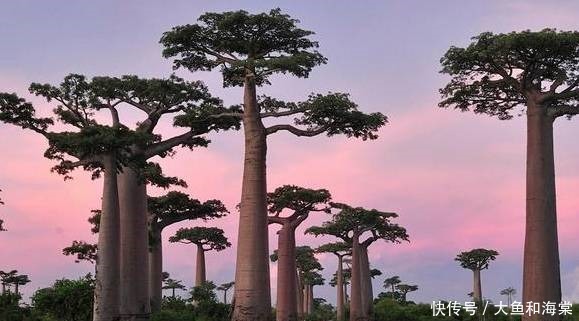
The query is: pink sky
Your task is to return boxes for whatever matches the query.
[0,0,578,305]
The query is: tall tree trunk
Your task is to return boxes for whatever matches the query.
[522,102,561,321]
[118,167,151,321]
[14,284,18,295]
[149,228,163,313]
[359,246,373,316]
[196,245,206,286]
[275,224,298,321]
[224,290,228,305]
[296,273,304,320]
[307,285,314,315]
[344,283,349,306]
[302,285,309,316]
[337,256,345,321]
[349,234,364,321]
[93,155,120,321]
[233,77,271,321]
[473,269,482,303]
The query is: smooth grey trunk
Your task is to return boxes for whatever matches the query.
[93,155,120,321]
[148,228,163,313]
[118,167,150,321]
[522,101,561,321]
[223,289,229,304]
[349,233,364,321]
[196,244,206,286]
[302,286,309,315]
[337,256,345,321]
[307,285,314,315]
[275,225,298,321]
[233,77,271,321]
[359,246,373,315]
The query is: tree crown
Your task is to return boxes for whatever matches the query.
[455,248,499,271]
[169,227,231,251]
[62,240,98,264]
[440,29,579,120]
[161,8,326,87]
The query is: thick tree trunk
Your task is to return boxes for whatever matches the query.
[233,77,271,321]
[196,244,206,286]
[337,256,345,321]
[149,228,163,313]
[93,155,120,321]
[522,102,561,321]
[302,285,309,316]
[473,269,482,303]
[118,167,151,321]
[275,225,298,321]
[224,290,228,304]
[349,234,364,321]
[359,246,373,316]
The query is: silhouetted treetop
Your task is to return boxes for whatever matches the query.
[169,227,230,251]
[161,8,327,87]
[455,248,499,271]
[440,29,579,120]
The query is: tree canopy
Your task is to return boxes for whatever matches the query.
[169,227,231,251]
[440,29,579,120]
[455,248,499,271]
[63,241,98,264]
[161,8,326,87]
[315,242,351,257]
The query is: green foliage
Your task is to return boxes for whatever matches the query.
[455,248,499,271]
[62,241,97,264]
[304,298,335,321]
[31,275,94,321]
[161,8,326,87]
[143,162,188,189]
[149,192,228,232]
[169,227,231,251]
[315,242,351,256]
[440,29,579,120]
[267,185,331,215]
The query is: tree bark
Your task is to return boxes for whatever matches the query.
[233,76,272,321]
[93,155,120,321]
[473,269,482,303]
[307,285,314,315]
[349,233,365,321]
[296,273,304,320]
[337,256,345,321]
[522,101,561,321]
[275,224,298,321]
[196,244,206,287]
[359,246,373,316]
[302,285,309,316]
[118,167,151,321]
[149,228,163,313]
[224,290,228,304]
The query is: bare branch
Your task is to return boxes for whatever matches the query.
[266,124,329,136]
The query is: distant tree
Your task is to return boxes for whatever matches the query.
[217,281,235,304]
[10,274,29,295]
[161,9,388,321]
[383,276,401,293]
[148,191,228,311]
[500,286,517,307]
[316,242,350,321]
[440,30,579,319]
[302,270,324,316]
[267,185,330,321]
[162,278,186,298]
[32,275,94,321]
[455,248,499,305]
[169,227,231,286]
[63,241,98,265]
[0,189,5,231]
[395,284,418,303]
[0,271,17,294]
[306,202,408,320]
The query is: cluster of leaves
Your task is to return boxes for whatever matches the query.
[161,8,326,87]
[169,227,231,251]
[455,248,499,271]
[31,275,94,321]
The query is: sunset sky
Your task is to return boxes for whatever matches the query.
[1,0,578,305]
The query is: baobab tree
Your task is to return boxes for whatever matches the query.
[161,9,388,320]
[306,202,408,321]
[383,276,401,293]
[1,75,239,321]
[0,190,5,231]
[0,270,17,294]
[169,227,231,286]
[395,284,418,303]
[162,277,186,298]
[217,282,235,304]
[440,30,579,321]
[11,274,30,295]
[63,241,98,265]
[500,287,517,307]
[455,248,499,306]
[302,270,324,316]
[267,185,330,321]
[148,191,228,312]
[316,242,350,321]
